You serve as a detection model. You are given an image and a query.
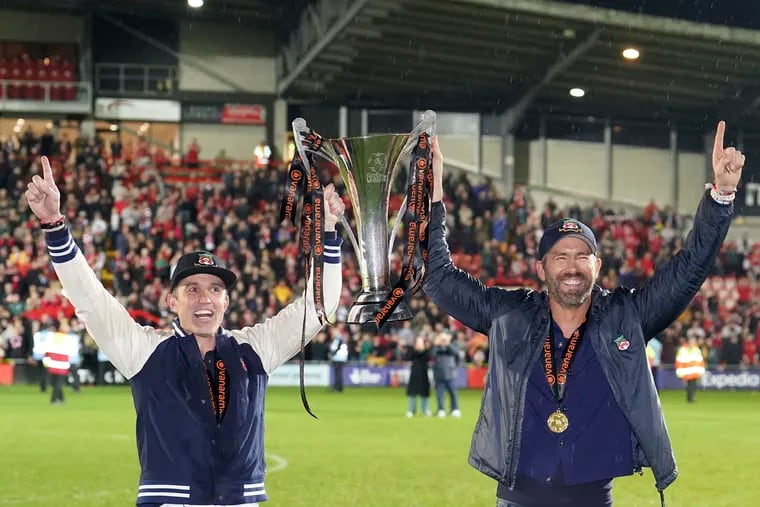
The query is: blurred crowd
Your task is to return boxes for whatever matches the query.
[0,128,758,376]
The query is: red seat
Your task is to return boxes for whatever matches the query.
[48,66,62,100]
[36,61,49,100]
[61,62,76,100]
[0,60,7,99]
[20,59,35,99]
[7,59,21,99]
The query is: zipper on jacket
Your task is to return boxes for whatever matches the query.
[506,366,531,488]
[584,312,657,486]
[507,317,550,489]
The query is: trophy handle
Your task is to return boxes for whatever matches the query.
[402,109,437,155]
[339,213,365,276]
[291,117,337,173]
[291,118,311,172]
[386,110,434,271]
[388,195,408,266]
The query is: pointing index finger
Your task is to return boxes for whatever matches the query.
[41,156,54,182]
[713,121,726,156]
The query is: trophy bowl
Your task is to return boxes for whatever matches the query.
[292,110,436,325]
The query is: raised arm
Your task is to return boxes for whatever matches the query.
[423,137,526,335]
[634,121,743,339]
[230,184,345,373]
[25,157,168,379]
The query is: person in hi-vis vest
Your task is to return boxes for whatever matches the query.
[43,331,72,404]
[675,336,706,403]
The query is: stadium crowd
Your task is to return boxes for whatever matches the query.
[0,128,758,379]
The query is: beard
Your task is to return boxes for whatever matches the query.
[545,271,595,308]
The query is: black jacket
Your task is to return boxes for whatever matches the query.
[423,191,732,492]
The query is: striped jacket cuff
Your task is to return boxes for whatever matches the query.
[45,227,79,263]
[324,231,342,264]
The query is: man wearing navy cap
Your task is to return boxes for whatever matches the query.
[423,121,743,507]
[25,155,346,507]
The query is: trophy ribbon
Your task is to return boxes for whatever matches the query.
[279,127,331,418]
[373,132,433,330]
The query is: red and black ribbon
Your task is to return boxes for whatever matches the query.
[205,359,227,424]
[373,133,434,330]
[279,128,330,418]
[543,317,587,409]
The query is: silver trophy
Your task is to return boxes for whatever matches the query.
[292,110,437,324]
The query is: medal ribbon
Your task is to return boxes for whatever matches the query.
[205,359,227,424]
[542,316,587,408]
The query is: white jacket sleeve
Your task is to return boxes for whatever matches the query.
[229,234,343,374]
[46,228,170,379]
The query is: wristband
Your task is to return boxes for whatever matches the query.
[40,216,66,232]
[706,183,735,205]
[711,183,737,196]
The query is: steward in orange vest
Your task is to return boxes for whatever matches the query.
[674,336,705,403]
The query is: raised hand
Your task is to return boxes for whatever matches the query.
[25,156,63,223]
[322,183,345,232]
[712,121,744,192]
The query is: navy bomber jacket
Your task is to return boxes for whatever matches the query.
[46,226,343,506]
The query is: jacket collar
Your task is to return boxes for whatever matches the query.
[172,317,231,340]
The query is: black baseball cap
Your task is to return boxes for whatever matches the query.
[538,218,597,260]
[169,251,237,291]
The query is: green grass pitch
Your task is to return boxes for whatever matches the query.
[0,385,756,506]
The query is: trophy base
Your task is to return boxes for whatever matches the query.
[346,292,413,325]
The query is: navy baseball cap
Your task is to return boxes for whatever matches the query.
[538,218,597,260]
[170,251,237,291]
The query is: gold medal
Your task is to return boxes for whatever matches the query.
[547,410,569,433]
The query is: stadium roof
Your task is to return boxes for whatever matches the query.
[276,0,760,133]
[0,0,311,43]
[6,0,760,132]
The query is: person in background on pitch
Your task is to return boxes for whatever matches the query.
[25,155,346,507]
[423,121,743,507]
[60,317,82,393]
[674,335,706,403]
[405,335,432,417]
[646,334,663,391]
[432,331,461,418]
[42,322,71,405]
[329,325,348,392]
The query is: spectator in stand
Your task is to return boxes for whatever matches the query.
[721,331,744,366]
[307,330,329,361]
[253,139,272,170]
[0,110,754,392]
[742,333,758,366]
[186,138,201,169]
